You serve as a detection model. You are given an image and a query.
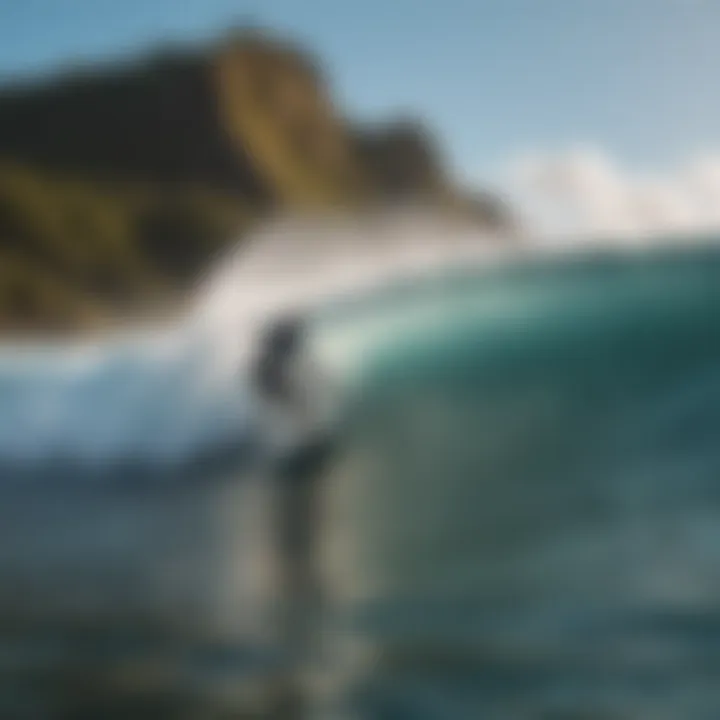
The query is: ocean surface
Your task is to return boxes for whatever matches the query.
[311,241,720,719]
[1,214,720,718]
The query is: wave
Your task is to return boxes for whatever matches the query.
[1,201,719,472]
[0,208,509,470]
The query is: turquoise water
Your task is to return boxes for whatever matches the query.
[2,241,720,717]
[308,243,720,718]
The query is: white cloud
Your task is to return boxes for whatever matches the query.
[504,146,720,244]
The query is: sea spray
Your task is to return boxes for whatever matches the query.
[0,208,507,467]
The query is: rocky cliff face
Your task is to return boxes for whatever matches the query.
[0,29,512,333]
[352,119,447,199]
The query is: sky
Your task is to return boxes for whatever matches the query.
[2,0,720,236]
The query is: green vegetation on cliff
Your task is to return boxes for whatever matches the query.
[0,29,511,333]
[0,161,251,332]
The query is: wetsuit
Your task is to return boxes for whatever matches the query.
[251,316,337,717]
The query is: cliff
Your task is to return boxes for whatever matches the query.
[0,29,512,333]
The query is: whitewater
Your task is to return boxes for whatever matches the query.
[3,195,713,471]
[0,207,516,469]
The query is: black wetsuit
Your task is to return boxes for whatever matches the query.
[252,315,335,567]
[252,316,337,716]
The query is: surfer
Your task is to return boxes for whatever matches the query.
[252,313,338,457]
[251,314,338,716]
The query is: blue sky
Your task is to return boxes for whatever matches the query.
[1,0,720,187]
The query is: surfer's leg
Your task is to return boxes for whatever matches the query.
[275,438,335,625]
[273,437,337,717]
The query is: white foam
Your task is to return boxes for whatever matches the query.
[1,193,715,468]
[0,208,508,467]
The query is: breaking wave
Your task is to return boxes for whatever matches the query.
[0,208,509,469]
